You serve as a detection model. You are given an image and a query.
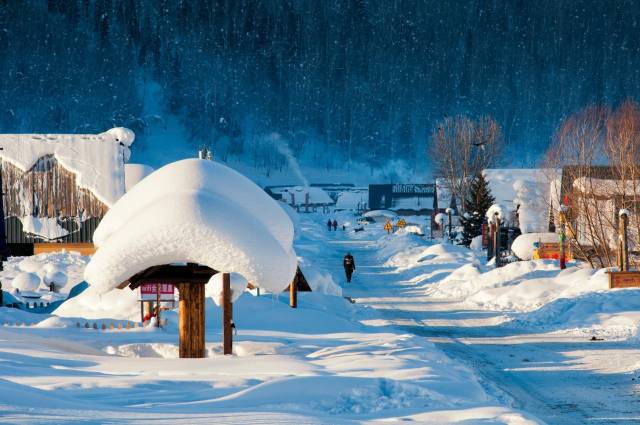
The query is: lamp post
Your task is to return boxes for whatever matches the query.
[445,207,454,243]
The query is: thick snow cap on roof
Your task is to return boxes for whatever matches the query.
[0,128,133,206]
[85,159,297,294]
[94,158,294,252]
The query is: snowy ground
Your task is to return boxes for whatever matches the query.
[4,210,640,423]
[0,211,543,424]
[347,227,640,424]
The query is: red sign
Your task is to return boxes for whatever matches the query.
[139,283,175,301]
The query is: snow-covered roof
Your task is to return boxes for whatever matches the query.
[86,159,297,294]
[435,178,452,209]
[572,177,640,197]
[124,163,154,192]
[335,191,367,210]
[0,128,134,207]
[274,186,334,206]
[483,168,559,205]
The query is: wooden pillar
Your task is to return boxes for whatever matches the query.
[178,283,205,358]
[493,217,501,268]
[487,223,495,261]
[155,283,161,328]
[621,212,630,272]
[290,278,297,309]
[222,273,233,355]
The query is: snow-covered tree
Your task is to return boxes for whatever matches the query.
[458,173,494,247]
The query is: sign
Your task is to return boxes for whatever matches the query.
[139,283,175,301]
[532,242,573,261]
[384,221,393,233]
[608,271,640,288]
[391,184,435,195]
[396,218,407,228]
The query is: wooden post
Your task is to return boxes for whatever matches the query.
[493,216,501,267]
[447,210,453,243]
[621,211,630,272]
[155,283,161,328]
[290,278,297,309]
[222,273,233,355]
[487,222,495,261]
[178,283,205,358]
[558,210,566,270]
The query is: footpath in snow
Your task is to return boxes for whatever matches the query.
[347,227,640,424]
[0,211,538,424]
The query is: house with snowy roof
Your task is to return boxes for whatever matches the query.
[267,185,335,212]
[0,128,137,252]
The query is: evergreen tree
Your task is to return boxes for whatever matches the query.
[458,173,495,247]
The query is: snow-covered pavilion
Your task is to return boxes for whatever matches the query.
[84,158,298,357]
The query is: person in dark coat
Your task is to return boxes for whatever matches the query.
[332,219,338,231]
[343,252,356,283]
[327,219,333,231]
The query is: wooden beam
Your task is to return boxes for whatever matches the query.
[177,283,205,358]
[222,273,232,355]
[117,264,218,290]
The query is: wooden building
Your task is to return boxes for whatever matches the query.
[0,128,135,253]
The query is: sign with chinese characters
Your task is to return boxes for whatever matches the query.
[139,283,175,301]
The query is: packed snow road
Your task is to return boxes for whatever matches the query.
[337,231,640,425]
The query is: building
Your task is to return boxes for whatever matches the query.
[368,184,437,216]
[265,185,335,212]
[0,128,135,252]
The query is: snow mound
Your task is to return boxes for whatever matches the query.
[85,159,297,295]
[104,127,135,146]
[11,272,41,292]
[511,233,558,260]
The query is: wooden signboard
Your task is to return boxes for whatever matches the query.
[481,224,489,248]
[533,242,573,261]
[139,283,175,301]
[608,271,640,289]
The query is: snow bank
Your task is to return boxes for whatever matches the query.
[11,272,41,292]
[364,210,397,220]
[86,159,297,295]
[1,251,89,296]
[0,128,133,206]
[511,232,558,260]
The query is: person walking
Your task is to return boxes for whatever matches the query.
[332,219,338,231]
[327,219,333,231]
[343,252,356,283]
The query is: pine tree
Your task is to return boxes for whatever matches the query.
[458,173,495,247]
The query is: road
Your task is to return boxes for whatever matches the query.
[331,234,640,425]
